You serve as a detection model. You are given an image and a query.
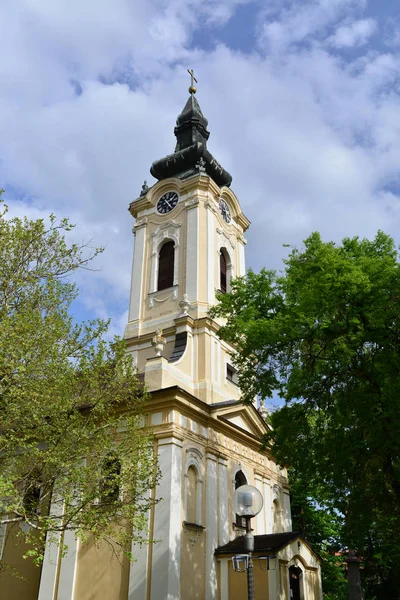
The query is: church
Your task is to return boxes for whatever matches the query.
[1,78,322,600]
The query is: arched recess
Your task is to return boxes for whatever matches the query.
[183,448,203,525]
[150,223,181,294]
[219,247,233,293]
[271,484,284,533]
[234,469,248,528]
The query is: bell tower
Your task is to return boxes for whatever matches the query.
[124,81,250,405]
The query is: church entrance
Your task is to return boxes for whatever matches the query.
[289,565,302,600]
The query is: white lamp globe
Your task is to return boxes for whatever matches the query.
[232,484,263,518]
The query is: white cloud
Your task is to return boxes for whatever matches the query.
[329,18,377,48]
[258,0,366,53]
[1,0,400,336]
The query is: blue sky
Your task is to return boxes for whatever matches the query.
[2,0,400,360]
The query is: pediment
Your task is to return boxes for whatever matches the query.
[211,402,269,439]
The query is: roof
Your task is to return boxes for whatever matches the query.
[215,532,301,555]
[150,92,232,187]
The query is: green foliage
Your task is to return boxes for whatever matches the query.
[212,231,400,598]
[289,470,347,600]
[0,193,158,566]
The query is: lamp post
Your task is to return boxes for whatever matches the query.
[232,484,264,600]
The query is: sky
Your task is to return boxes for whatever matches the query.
[2,0,400,339]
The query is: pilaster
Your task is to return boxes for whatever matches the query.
[150,435,183,600]
[128,221,147,324]
[205,452,218,600]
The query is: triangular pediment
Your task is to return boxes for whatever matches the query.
[211,401,269,439]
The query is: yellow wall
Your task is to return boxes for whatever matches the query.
[73,532,130,600]
[227,558,269,599]
[0,523,42,600]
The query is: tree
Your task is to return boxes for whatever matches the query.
[0,193,158,568]
[211,231,400,598]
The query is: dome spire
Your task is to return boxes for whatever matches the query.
[150,71,232,188]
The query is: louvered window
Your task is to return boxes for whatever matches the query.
[158,241,174,291]
[220,250,227,293]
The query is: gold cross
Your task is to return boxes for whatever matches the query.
[187,68,198,94]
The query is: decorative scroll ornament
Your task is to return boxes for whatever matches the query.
[179,293,191,315]
[152,329,166,357]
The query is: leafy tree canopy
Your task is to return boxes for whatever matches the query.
[0,194,158,566]
[211,231,400,597]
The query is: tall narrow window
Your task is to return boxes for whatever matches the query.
[235,470,247,527]
[158,240,174,291]
[220,249,227,293]
[186,466,197,524]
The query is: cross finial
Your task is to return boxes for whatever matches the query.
[187,68,198,94]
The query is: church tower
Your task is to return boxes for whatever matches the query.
[124,83,249,406]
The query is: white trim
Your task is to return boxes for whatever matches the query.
[150,437,183,600]
[238,237,246,277]
[254,474,264,535]
[38,493,64,600]
[207,207,215,305]
[205,453,218,600]
[57,531,78,600]
[219,559,229,600]
[150,222,181,294]
[283,491,292,532]
[128,223,146,322]
[129,489,151,599]
[186,204,198,301]
[217,457,229,546]
[263,478,272,534]
[0,523,6,560]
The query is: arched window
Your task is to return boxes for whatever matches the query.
[99,455,121,504]
[186,466,197,524]
[235,470,247,528]
[220,249,227,293]
[157,240,174,291]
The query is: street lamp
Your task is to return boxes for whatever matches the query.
[232,485,264,600]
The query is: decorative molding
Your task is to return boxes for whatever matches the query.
[217,227,236,251]
[204,199,218,214]
[185,198,200,209]
[182,522,205,546]
[133,217,148,232]
[150,221,181,294]
[148,286,178,308]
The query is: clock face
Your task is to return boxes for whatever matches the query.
[157,191,179,214]
[219,199,231,224]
